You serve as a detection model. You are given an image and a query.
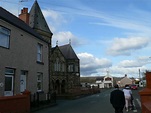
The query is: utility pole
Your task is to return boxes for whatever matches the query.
[139,69,140,80]
[139,69,141,82]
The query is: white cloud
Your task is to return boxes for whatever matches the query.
[118,60,144,68]
[109,66,139,77]
[106,37,151,56]
[77,52,112,76]
[118,56,151,68]
[109,64,150,78]
[42,9,67,24]
[42,9,67,33]
[52,31,85,47]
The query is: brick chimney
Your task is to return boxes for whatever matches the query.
[19,8,29,25]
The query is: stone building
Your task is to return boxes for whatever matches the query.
[51,44,80,95]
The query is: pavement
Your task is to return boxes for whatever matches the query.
[31,102,57,112]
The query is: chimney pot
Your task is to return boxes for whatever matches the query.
[19,8,29,25]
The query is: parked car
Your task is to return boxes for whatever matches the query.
[130,84,138,90]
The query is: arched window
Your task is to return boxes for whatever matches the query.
[68,64,74,72]
[54,58,61,72]
[61,63,65,72]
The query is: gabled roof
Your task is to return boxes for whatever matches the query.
[120,76,132,82]
[52,44,79,60]
[29,0,52,35]
[0,7,46,43]
[96,76,104,81]
[59,44,79,60]
[113,77,124,82]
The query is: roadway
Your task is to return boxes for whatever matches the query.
[33,88,142,113]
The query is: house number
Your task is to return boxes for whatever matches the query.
[0,82,4,87]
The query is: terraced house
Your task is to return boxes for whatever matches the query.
[0,0,52,96]
[0,0,80,97]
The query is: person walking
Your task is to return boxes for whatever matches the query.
[110,84,125,113]
[123,84,132,112]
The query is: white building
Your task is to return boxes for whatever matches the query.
[139,80,146,87]
[96,71,113,88]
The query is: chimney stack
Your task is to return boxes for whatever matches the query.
[19,8,29,25]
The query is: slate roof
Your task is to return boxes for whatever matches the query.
[1,7,47,42]
[96,76,104,81]
[52,44,79,60]
[29,0,52,35]
[59,44,79,60]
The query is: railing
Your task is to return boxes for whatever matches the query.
[30,92,56,110]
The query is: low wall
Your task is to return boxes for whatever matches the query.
[57,87,100,99]
[0,90,30,113]
[142,102,151,113]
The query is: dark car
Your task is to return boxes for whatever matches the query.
[130,84,138,90]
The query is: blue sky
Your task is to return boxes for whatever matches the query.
[1,0,151,78]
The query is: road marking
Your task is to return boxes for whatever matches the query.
[133,109,137,112]
[132,99,137,112]
[136,98,141,107]
[132,98,141,112]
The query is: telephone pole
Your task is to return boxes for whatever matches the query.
[139,69,141,82]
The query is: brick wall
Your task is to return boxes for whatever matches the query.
[0,90,30,113]
[139,72,151,113]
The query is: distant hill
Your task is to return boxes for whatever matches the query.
[80,77,96,83]
[80,76,125,84]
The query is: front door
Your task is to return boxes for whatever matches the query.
[4,75,14,96]
[20,74,26,92]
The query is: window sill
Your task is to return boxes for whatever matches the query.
[37,90,44,93]
[36,61,44,65]
[0,46,9,49]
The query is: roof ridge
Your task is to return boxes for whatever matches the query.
[0,7,47,43]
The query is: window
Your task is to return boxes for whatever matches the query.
[37,43,43,62]
[0,26,10,48]
[54,58,61,72]
[5,68,15,75]
[62,63,65,72]
[68,64,74,72]
[75,65,79,72]
[37,73,43,92]
[105,77,111,81]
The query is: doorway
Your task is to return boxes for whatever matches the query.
[4,75,14,96]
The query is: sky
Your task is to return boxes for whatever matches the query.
[1,0,151,78]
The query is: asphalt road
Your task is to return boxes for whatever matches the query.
[33,88,142,113]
